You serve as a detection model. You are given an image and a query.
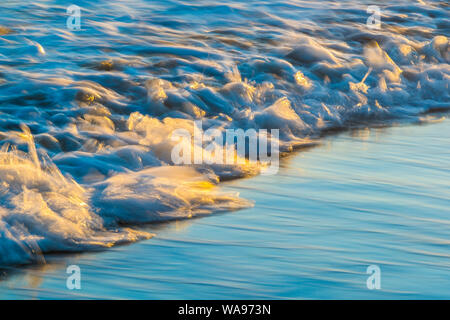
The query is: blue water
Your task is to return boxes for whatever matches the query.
[0,0,449,294]
[0,119,449,299]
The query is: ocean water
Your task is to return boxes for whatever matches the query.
[0,119,448,299]
[0,0,449,269]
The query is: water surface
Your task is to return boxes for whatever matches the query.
[0,0,449,296]
[1,118,448,299]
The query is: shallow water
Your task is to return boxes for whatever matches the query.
[0,119,449,299]
[0,1,449,268]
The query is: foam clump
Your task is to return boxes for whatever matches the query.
[93,166,252,224]
[0,127,151,266]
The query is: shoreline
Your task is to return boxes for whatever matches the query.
[1,117,449,299]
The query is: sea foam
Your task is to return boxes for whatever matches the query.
[0,0,448,266]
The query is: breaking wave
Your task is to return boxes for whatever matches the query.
[0,0,448,265]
